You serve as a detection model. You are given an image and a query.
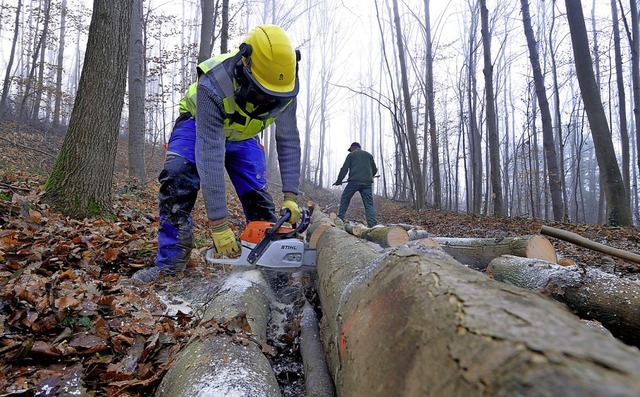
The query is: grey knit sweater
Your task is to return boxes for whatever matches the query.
[195,76,301,221]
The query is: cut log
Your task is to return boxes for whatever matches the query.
[312,219,640,396]
[156,270,280,397]
[345,225,409,247]
[430,235,557,270]
[299,301,336,397]
[486,255,640,347]
[344,221,366,236]
[540,225,640,264]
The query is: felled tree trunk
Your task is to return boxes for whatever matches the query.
[299,301,336,397]
[156,270,281,397]
[486,255,640,347]
[431,235,557,270]
[311,213,640,397]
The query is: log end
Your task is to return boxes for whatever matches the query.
[525,235,558,264]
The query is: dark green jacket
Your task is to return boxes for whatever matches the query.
[335,148,378,184]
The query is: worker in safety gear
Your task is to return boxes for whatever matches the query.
[133,25,302,284]
[333,142,378,228]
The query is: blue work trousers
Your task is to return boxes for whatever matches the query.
[155,117,276,270]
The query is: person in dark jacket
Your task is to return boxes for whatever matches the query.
[333,142,378,227]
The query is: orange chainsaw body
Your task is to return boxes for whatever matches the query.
[240,221,295,244]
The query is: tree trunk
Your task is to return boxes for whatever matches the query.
[520,0,565,222]
[480,0,503,217]
[629,0,640,187]
[156,270,281,397]
[53,0,68,128]
[391,0,425,209]
[198,0,215,63]
[128,0,146,184]
[611,0,631,200]
[310,211,640,396]
[299,301,336,397]
[220,0,229,53]
[43,0,132,218]
[0,0,21,116]
[31,0,52,123]
[423,0,441,209]
[565,0,632,226]
[430,235,557,270]
[487,255,640,347]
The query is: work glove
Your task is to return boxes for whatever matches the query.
[282,193,301,224]
[333,181,342,186]
[211,221,239,255]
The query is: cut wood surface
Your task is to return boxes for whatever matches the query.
[156,270,280,397]
[541,225,640,264]
[431,235,557,270]
[487,255,640,347]
[310,211,640,396]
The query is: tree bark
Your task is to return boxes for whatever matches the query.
[198,0,215,63]
[565,0,632,226]
[430,235,557,270]
[391,0,425,209]
[53,0,68,128]
[128,0,146,184]
[311,212,640,396]
[423,0,441,209]
[43,0,132,218]
[0,0,21,116]
[299,301,336,397]
[520,0,565,221]
[480,0,503,217]
[487,255,640,347]
[156,270,281,397]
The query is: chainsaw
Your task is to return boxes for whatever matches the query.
[205,208,316,270]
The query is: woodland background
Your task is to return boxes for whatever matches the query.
[0,0,639,225]
[1,0,640,394]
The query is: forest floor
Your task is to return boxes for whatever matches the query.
[1,121,639,396]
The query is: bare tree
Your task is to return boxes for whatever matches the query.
[43,0,132,218]
[565,0,631,226]
[198,0,216,63]
[423,0,441,209]
[479,0,503,216]
[52,0,67,128]
[520,0,564,221]
[391,0,425,209]
[611,0,631,202]
[0,0,22,116]
[128,0,145,184]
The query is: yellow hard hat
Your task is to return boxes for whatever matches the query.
[241,25,299,97]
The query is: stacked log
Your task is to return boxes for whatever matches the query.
[431,235,557,270]
[310,211,640,396]
[486,255,640,347]
[156,270,280,397]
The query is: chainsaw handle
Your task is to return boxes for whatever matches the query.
[247,209,291,264]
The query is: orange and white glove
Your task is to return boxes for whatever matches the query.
[211,221,239,255]
[282,193,301,224]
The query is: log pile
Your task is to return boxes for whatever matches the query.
[486,255,640,347]
[309,211,640,396]
[156,270,281,397]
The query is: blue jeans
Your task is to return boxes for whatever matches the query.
[155,117,275,270]
[337,182,377,227]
